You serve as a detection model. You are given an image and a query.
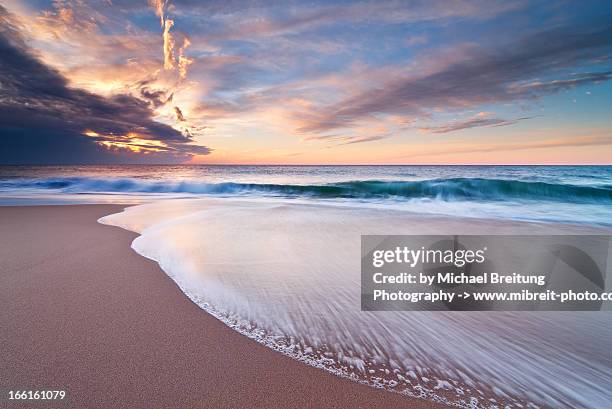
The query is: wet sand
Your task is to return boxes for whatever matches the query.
[0,205,445,408]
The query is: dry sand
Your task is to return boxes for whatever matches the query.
[0,205,445,408]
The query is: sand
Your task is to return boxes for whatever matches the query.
[0,205,445,408]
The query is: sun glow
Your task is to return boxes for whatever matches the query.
[84,131,170,153]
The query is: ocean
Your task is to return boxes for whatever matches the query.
[1,165,611,225]
[2,165,612,408]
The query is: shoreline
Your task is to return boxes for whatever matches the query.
[0,204,444,408]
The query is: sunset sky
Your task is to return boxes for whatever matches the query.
[1,0,611,164]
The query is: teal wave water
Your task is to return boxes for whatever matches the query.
[1,165,611,225]
[2,177,611,203]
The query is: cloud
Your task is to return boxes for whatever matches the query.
[302,124,391,145]
[174,106,186,121]
[510,71,612,94]
[298,21,612,134]
[3,0,612,164]
[420,112,533,134]
[176,0,524,42]
[162,18,176,70]
[339,134,389,145]
[0,6,210,164]
[149,0,169,26]
[148,0,194,79]
[403,133,612,159]
[303,133,387,145]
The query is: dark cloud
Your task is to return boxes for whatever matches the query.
[420,115,533,134]
[140,86,173,109]
[0,6,211,164]
[174,106,186,121]
[299,21,612,133]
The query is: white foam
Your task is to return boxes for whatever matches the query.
[100,197,612,409]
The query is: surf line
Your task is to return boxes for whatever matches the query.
[373,289,454,303]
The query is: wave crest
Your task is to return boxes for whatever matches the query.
[2,177,612,203]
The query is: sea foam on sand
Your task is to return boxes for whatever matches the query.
[100,197,612,409]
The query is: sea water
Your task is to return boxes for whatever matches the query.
[2,165,612,408]
[1,165,611,225]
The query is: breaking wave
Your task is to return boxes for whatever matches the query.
[3,177,612,204]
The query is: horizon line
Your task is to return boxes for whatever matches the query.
[1,163,612,167]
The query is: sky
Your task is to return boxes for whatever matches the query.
[0,0,611,165]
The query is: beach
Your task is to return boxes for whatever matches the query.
[2,0,611,404]
[2,164,612,409]
[0,204,444,408]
